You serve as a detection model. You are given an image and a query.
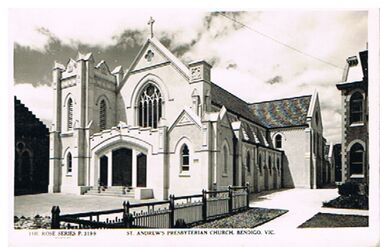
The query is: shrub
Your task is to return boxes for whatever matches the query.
[338,181,360,196]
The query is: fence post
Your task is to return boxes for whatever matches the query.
[169,195,175,228]
[202,189,207,222]
[123,201,133,228]
[228,186,233,214]
[51,206,61,229]
[245,182,250,210]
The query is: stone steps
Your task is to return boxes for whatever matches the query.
[84,186,135,198]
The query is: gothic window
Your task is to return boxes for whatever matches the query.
[181,144,190,172]
[67,152,72,174]
[350,92,364,124]
[275,134,282,149]
[269,156,272,175]
[223,146,228,174]
[258,153,262,175]
[138,84,162,128]
[350,143,364,175]
[99,99,107,131]
[246,151,251,173]
[67,98,73,130]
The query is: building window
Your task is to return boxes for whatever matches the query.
[181,144,190,172]
[275,134,282,149]
[67,152,72,174]
[99,99,107,130]
[269,156,272,175]
[223,146,228,174]
[258,153,262,175]
[138,84,163,128]
[350,143,364,175]
[67,98,73,130]
[350,92,364,124]
[246,151,251,173]
[277,158,280,171]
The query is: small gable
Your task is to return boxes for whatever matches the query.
[96,60,111,75]
[133,42,170,72]
[169,108,202,132]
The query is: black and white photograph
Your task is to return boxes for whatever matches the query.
[6,6,380,247]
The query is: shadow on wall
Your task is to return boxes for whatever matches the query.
[282,155,295,188]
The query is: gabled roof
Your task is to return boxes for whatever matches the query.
[210,83,262,126]
[248,95,312,129]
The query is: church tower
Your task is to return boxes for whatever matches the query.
[49,53,120,194]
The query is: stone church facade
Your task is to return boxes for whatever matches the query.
[49,34,326,200]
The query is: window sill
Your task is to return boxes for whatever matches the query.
[66,173,72,177]
[349,122,365,127]
[222,173,228,177]
[350,174,365,179]
[179,172,190,177]
[61,132,74,137]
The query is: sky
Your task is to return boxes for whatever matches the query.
[10,9,368,144]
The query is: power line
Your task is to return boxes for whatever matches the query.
[219,12,344,71]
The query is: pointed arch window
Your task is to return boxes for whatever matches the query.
[67,98,73,130]
[99,99,107,130]
[350,92,364,124]
[67,152,72,174]
[275,134,282,149]
[181,144,190,172]
[223,146,228,174]
[138,84,163,128]
[350,143,364,175]
[258,153,262,175]
[269,156,272,175]
[246,151,251,173]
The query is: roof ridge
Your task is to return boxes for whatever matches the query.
[211,82,249,105]
[248,94,312,105]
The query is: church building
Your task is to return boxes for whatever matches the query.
[49,23,326,200]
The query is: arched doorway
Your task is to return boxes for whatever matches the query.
[99,156,108,186]
[112,148,132,186]
[137,153,147,187]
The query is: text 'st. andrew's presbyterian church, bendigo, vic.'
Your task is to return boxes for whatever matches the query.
[48,23,329,200]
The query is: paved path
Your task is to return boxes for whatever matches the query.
[14,193,156,217]
[249,188,368,229]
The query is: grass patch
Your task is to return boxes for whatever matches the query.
[298,213,368,228]
[194,208,288,228]
[323,195,368,210]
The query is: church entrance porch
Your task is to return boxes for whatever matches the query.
[112,148,133,186]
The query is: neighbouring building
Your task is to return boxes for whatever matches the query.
[336,50,369,184]
[48,25,327,200]
[15,97,49,195]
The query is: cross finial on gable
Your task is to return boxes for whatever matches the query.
[148,17,155,38]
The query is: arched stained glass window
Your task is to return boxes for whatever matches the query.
[275,134,282,149]
[99,99,107,130]
[138,84,162,128]
[246,152,251,173]
[67,98,73,130]
[223,146,228,174]
[181,144,190,172]
[67,152,72,174]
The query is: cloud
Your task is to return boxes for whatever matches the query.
[10,10,368,144]
[265,75,283,84]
